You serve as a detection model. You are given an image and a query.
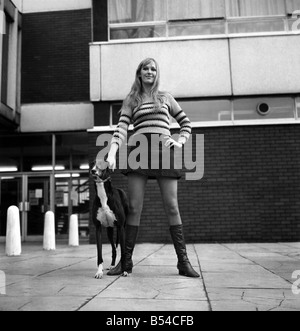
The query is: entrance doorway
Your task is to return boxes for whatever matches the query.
[0,173,89,241]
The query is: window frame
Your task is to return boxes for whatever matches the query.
[106,96,300,131]
[108,0,300,41]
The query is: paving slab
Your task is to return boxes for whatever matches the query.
[80,297,210,311]
[0,242,300,311]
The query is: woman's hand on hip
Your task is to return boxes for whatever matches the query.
[164,137,183,149]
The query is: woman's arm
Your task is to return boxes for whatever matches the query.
[107,103,132,170]
[168,93,192,145]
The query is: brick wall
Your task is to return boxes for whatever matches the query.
[88,124,300,244]
[21,9,91,103]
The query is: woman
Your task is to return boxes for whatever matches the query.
[106,58,199,278]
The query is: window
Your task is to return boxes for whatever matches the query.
[1,13,11,105]
[233,97,295,121]
[109,0,226,39]
[286,0,300,13]
[226,0,286,17]
[111,103,122,126]
[296,97,300,120]
[109,97,298,127]
[169,0,225,20]
[180,99,232,122]
[109,0,167,39]
[108,0,300,40]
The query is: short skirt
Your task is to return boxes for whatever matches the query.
[121,133,182,180]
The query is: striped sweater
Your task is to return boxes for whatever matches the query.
[111,93,192,147]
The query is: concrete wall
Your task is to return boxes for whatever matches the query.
[20,103,94,132]
[90,34,300,101]
[90,38,232,101]
[11,0,92,13]
[230,35,300,95]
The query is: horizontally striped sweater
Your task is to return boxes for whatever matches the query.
[111,93,192,147]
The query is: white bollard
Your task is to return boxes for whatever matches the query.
[43,211,56,251]
[0,270,5,295]
[5,206,22,256]
[69,214,79,247]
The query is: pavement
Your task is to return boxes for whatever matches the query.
[0,241,300,311]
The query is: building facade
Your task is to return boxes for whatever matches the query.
[89,0,300,244]
[0,0,300,244]
[0,0,93,242]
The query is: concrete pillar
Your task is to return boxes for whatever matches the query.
[69,214,79,247]
[43,211,56,251]
[5,206,22,256]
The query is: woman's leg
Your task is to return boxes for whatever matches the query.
[157,177,181,226]
[127,173,148,226]
[123,173,148,273]
[157,177,200,278]
[108,173,147,276]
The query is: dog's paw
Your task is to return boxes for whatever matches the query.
[122,271,129,277]
[94,271,104,279]
[95,264,104,279]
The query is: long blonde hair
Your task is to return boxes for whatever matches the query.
[123,58,166,111]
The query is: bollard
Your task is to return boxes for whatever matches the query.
[5,206,21,256]
[69,214,79,247]
[0,270,6,295]
[43,211,56,251]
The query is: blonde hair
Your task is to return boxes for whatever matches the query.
[123,58,166,111]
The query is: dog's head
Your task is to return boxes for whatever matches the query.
[90,159,111,184]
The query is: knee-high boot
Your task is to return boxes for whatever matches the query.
[169,224,200,278]
[107,225,139,276]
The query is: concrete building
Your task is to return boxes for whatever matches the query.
[0,0,93,242]
[0,0,300,244]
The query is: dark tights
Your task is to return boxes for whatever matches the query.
[126,173,182,227]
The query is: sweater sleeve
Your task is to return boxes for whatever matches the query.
[111,105,132,147]
[167,93,192,143]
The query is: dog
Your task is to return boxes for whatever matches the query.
[90,159,129,279]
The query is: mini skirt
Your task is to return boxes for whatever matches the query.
[121,133,182,180]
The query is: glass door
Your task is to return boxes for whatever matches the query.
[0,175,51,241]
[55,175,90,239]
[0,176,22,240]
[0,173,89,242]
[26,176,50,238]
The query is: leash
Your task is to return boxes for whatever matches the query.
[95,177,111,184]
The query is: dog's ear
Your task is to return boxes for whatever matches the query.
[89,161,95,170]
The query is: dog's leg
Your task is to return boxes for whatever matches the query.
[119,225,128,277]
[106,227,117,269]
[95,224,104,279]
